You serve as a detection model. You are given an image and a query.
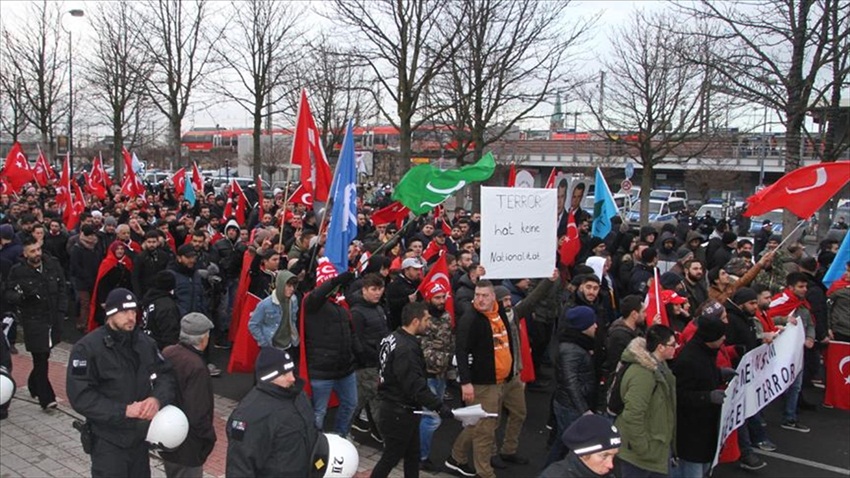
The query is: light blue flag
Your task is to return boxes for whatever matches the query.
[325,119,358,274]
[184,170,196,207]
[592,167,618,238]
[823,231,850,289]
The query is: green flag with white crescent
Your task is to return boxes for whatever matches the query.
[393,152,496,214]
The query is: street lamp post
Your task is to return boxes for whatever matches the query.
[64,8,85,176]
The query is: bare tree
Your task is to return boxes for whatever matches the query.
[84,1,154,179]
[211,0,302,178]
[0,0,67,158]
[581,10,732,224]
[331,0,465,174]
[137,0,222,167]
[679,0,847,231]
[438,0,593,163]
[294,35,378,155]
[0,74,27,142]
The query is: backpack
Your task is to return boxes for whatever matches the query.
[605,361,632,416]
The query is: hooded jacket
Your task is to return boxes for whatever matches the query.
[351,298,389,369]
[671,336,722,463]
[554,327,597,413]
[212,220,247,280]
[656,232,678,274]
[141,285,182,350]
[615,338,676,474]
[248,270,300,349]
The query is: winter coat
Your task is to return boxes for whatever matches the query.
[160,343,216,467]
[601,318,642,383]
[554,327,597,414]
[377,328,443,411]
[141,287,183,350]
[420,307,455,376]
[455,302,514,385]
[671,337,722,463]
[385,273,420,331]
[168,262,207,316]
[453,273,477,318]
[212,221,247,279]
[303,273,356,380]
[351,300,389,368]
[69,241,101,291]
[828,282,850,338]
[43,230,69,270]
[615,338,676,475]
[225,380,318,478]
[804,272,829,340]
[657,232,679,274]
[4,257,67,353]
[724,303,759,353]
[628,262,654,297]
[132,247,172,296]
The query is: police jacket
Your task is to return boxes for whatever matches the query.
[160,343,216,467]
[225,379,318,478]
[66,325,176,449]
[4,257,67,354]
[540,451,617,478]
[377,328,443,412]
[303,272,356,380]
[351,301,389,368]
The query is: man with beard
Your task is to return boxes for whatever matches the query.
[133,230,172,296]
[169,245,207,316]
[683,259,709,313]
[69,225,102,332]
[491,270,559,469]
[5,236,67,410]
[628,248,657,297]
[386,257,424,331]
[656,232,679,274]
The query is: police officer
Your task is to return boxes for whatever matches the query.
[371,302,454,478]
[226,346,319,477]
[66,288,177,478]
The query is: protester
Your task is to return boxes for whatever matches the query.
[616,325,677,478]
[5,236,67,410]
[141,270,182,350]
[225,347,318,476]
[66,288,177,477]
[371,302,453,478]
[160,313,217,478]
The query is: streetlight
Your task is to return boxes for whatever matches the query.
[62,8,85,176]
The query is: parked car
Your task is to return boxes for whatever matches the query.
[649,188,689,202]
[748,209,785,236]
[581,193,633,213]
[627,197,688,230]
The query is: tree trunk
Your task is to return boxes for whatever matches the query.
[113,115,124,183]
[783,111,805,234]
[253,107,263,179]
[170,111,183,168]
[639,161,653,226]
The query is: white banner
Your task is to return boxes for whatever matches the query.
[480,187,556,279]
[712,322,805,468]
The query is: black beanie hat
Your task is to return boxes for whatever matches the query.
[561,414,622,456]
[255,346,296,382]
[104,288,138,317]
[732,287,758,305]
[722,231,738,245]
[153,270,176,291]
[697,316,727,343]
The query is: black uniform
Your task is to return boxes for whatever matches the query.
[225,379,318,477]
[4,256,67,408]
[66,326,177,478]
[372,328,446,478]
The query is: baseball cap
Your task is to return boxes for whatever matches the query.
[401,257,424,269]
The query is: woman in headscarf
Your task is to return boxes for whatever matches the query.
[87,241,134,331]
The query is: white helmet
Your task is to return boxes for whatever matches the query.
[311,433,359,478]
[145,405,189,450]
[0,368,14,406]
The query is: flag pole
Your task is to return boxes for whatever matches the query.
[277,167,292,247]
[773,220,808,251]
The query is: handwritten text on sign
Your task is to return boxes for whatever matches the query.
[481,187,556,279]
[711,322,804,468]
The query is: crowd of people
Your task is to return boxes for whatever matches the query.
[0,175,848,478]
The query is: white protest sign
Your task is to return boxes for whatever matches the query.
[480,187,556,279]
[711,322,805,468]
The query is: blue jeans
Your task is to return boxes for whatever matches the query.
[671,459,710,478]
[310,372,358,436]
[419,377,447,461]
[782,370,803,423]
[544,400,584,467]
[737,412,768,456]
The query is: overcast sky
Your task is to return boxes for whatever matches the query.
[1,0,788,137]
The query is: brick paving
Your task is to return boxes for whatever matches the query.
[0,344,450,478]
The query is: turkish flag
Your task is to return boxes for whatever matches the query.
[417,253,455,326]
[507,163,517,187]
[56,154,72,208]
[192,162,204,193]
[32,149,53,187]
[545,168,557,189]
[824,341,850,410]
[171,167,186,195]
[644,268,670,327]
[0,142,33,192]
[84,170,107,200]
[744,161,850,218]
[290,89,332,202]
[228,292,262,373]
[90,155,111,194]
[224,179,248,225]
[518,319,536,383]
[121,147,145,198]
[287,183,314,208]
[371,201,410,228]
[558,210,580,267]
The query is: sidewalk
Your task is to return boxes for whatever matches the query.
[0,345,450,478]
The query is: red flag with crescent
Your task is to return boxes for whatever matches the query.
[418,253,455,326]
[287,183,314,208]
[0,142,33,192]
[744,161,850,218]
